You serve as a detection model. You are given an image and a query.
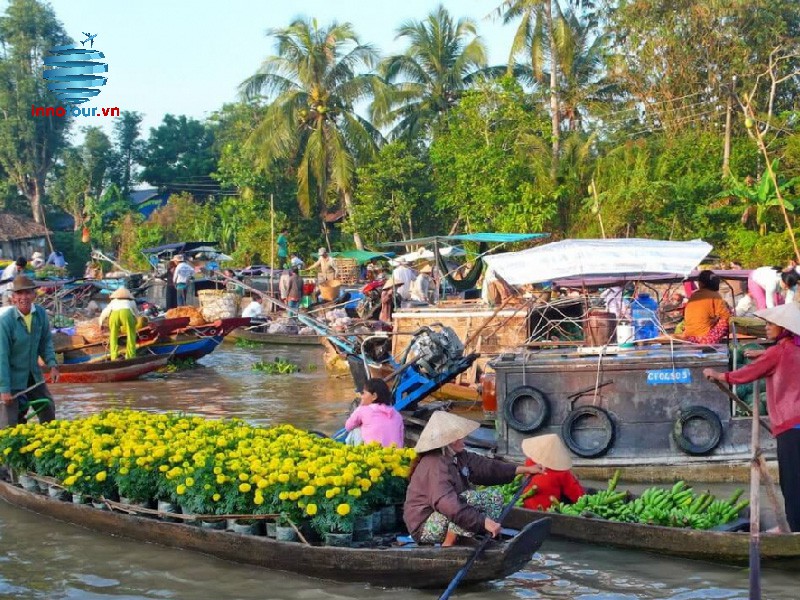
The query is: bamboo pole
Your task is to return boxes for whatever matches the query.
[748,378,761,600]
[270,194,275,305]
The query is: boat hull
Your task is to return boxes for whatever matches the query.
[0,480,549,588]
[506,506,800,569]
[47,355,170,383]
[226,328,323,346]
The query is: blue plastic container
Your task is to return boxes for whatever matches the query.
[630,293,660,341]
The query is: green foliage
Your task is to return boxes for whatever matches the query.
[720,229,797,267]
[345,142,438,245]
[252,357,300,374]
[140,114,218,196]
[430,78,557,233]
[0,0,72,220]
[51,231,92,278]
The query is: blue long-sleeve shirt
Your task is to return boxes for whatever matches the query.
[0,305,56,394]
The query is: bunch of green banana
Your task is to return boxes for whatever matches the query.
[551,471,748,530]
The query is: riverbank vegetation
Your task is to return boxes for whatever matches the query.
[1,0,799,271]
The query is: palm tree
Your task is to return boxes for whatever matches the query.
[496,0,561,181]
[372,5,489,141]
[240,19,383,249]
[553,7,612,132]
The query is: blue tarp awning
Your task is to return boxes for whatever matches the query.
[379,233,549,246]
[140,242,219,256]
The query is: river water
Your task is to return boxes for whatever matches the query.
[0,343,795,600]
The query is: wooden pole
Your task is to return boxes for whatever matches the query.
[270,194,275,308]
[748,378,761,600]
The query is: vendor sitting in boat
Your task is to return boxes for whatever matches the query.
[98,288,139,360]
[343,378,404,447]
[403,411,543,546]
[677,270,731,344]
[520,434,585,511]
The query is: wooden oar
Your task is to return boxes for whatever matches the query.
[438,475,533,600]
[711,379,772,434]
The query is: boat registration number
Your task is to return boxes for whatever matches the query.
[646,368,692,385]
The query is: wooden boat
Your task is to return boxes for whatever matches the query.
[62,318,250,364]
[0,479,550,588]
[505,506,800,569]
[227,327,323,346]
[46,354,170,383]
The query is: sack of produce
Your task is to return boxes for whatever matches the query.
[197,290,240,322]
[165,306,206,326]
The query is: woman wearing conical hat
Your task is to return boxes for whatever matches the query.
[704,302,800,532]
[403,411,543,546]
[519,434,585,511]
[98,288,139,360]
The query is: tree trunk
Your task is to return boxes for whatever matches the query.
[343,190,364,250]
[546,0,560,184]
[31,177,45,224]
[722,84,733,178]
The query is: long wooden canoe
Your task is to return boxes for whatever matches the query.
[227,327,323,346]
[505,506,800,569]
[0,480,550,588]
[46,354,170,384]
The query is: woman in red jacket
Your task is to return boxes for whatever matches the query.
[520,434,585,511]
[704,302,800,532]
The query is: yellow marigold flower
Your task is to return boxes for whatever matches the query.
[62,475,77,487]
[301,485,315,496]
[212,493,221,502]
[336,503,351,516]
[239,482,252,493]
[306,503,318,516]
[95,471,107,482]
[254,492,264,505]
[278,491,289,501]
[256,479,268,489]
[278,473,289,483]
[176,484,186,495]
[238,472,249,481]
[119,467,129,475]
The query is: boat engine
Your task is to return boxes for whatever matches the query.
[405,325,465,377]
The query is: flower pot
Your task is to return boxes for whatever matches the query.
[157,500,180,522]
[180,505,199,525]
[380,505,397,532]
[72,493,89,505]
[352,515,373,542]
[323,532,353,547]
[200,519,226,530]
[18,474,39,493]
[119,495,133,505]
[230,519,265,536]
[47,484,68,501]
[91,500,109,510]
[265,522,277,538]
[275,525,298,542]
[371,511,383,533]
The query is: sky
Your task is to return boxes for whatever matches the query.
[39,0,516,138]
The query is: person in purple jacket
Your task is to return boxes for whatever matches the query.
[403,411,542,546]
[344,378,404,447]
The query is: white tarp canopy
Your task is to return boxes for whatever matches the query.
[482,238,713,286]
[389,244,465,266]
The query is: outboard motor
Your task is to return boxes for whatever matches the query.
[404,324,465,377]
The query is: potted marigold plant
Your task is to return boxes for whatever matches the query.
[310,500,358,546]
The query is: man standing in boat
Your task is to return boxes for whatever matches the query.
[0,275,58,427]
[98,288,139,361]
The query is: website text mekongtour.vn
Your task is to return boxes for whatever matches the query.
[31,105,120,118]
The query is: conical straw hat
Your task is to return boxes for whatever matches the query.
[110,287,134,300]
[414,411,479,453]
[755,302,800,337]
[521,434,573,471]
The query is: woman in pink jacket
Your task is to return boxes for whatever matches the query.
[344,378,404,447]
[704,302,800,532]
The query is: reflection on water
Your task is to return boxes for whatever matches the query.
[0,344,796,599]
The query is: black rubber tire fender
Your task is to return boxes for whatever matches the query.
[503,386,550,433]
[672,406,723,455]
[561,406,615,458]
